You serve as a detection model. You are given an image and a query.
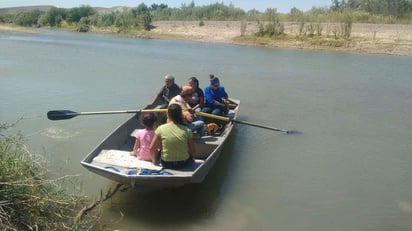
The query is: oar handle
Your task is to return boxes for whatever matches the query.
[195,111,230,122]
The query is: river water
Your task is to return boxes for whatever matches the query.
[1,30,412,231]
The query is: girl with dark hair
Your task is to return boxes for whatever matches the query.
[131,113,157,161]
[188,77,204,112]
[150,104,195,169]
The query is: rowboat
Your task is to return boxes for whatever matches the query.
[80,98,240,188]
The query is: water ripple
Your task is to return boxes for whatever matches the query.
[41,126,80,139]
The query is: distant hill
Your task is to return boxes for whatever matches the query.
[94,6,131,14]
[0,5,131,14]
[0,6,53,14]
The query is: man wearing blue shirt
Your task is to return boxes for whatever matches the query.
[202,75,229,115]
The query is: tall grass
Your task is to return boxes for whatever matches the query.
[0,122,98,230]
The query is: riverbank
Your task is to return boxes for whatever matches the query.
[146,21,412,56]
[0,23,38,33]
[2,21,411,56]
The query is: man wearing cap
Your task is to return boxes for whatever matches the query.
[202,75,229,115]
[148,74,180,109]
[169,85,205,137]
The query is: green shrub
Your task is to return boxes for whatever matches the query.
[0,122,97,230]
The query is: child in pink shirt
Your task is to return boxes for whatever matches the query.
[131,113,157,161]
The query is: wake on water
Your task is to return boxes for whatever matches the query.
[41,126,80,139]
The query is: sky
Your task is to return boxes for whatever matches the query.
[0,0,332,13]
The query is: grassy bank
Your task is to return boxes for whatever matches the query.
[0,122,98,230]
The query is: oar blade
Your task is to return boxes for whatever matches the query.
[47,110,79,120]
[285,130,301,135]
[231,119,301,134]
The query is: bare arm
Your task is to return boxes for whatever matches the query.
[149,135,161,164]
[131,139,140,156]
[183,111,194,122]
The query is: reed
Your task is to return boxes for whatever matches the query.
[0,122,98,230]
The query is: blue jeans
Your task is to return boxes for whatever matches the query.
[201,106,223,115]
[187,120,205,135]
[161,158,193,169]
[194,108,203,121]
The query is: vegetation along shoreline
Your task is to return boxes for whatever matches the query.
[1,1,412,56]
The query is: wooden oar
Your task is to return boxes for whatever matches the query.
[47,109,167,121]
[196,111,300,134]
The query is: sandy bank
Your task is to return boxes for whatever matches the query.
[0,23,37,33]
[148,21,412,56]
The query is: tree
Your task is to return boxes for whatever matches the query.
[397,0,412,18]
[40,7,66,27]
[66,5,95,23]
[150,3,168,10]
[256,8,284,37]
[14,10,42,26]
[347,0,361,10]
[77,17,90,32]
[131,3,152,30]
[132,3,149,16]
[141,12,152,30]
[290,7,304,21]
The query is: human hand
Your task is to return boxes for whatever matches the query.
[185,113,194,122]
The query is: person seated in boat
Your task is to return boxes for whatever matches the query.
[187,76,204,113]
[147,74,180,109]
[130,112,157,161]
[169,85,205,137]
[150,104,195,169]
[202,74,229,116]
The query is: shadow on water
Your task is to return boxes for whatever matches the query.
[100,128,241,228]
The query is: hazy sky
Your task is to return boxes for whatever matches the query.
[1,0,332,13]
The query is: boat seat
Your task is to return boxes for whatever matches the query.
[92,149,205,175]
[93,149,161,168]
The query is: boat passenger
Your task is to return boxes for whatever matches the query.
[169,85,205,137]
[147,74,180,109]
[150,104,195,169]
[202,74,229,115]
[131,112,157,161]
[187,77,204,113]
